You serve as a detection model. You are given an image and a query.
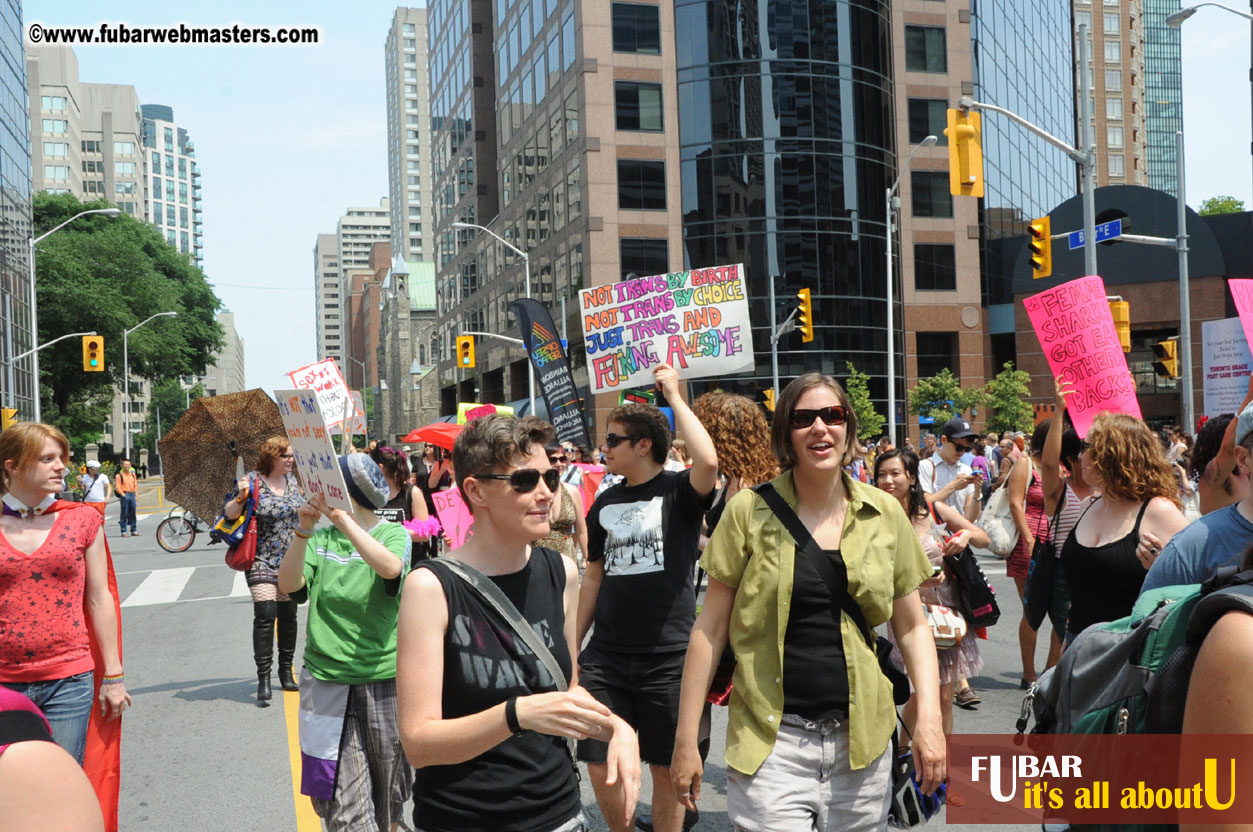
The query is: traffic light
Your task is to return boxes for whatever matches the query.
[944,109,984,198]
[82,335,104,372]
[1029,217,1052,279]
[1108,299,1131,352]
[0,408,16,430]
[796,288,814,343]
[456,335,476,369]
[1153,339,1179,378]
[763,388,776,412]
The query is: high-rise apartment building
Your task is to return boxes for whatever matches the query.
[1141,0,1183,195]
[314,233,343,362]
[198,310,245,397]
[337,199,392,275]
[141,104,204,266]
[1,0,34,418]
[26,46,144,217]
[385,8,433,262]
[313,202,391,367]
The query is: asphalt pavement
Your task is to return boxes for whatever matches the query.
[107,488,1043,831]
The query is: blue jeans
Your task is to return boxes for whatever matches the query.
[119,492,137,533]
[2,670,95,763]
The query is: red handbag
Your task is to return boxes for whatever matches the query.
[224,515,258,571]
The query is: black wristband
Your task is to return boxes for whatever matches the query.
[505,696,523,735]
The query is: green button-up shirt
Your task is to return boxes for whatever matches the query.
[700,470,931,773]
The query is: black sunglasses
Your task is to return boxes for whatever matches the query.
[473,468,561,493]
[605,433,645,448]
[788,406,849,430]
[548,455,566,463]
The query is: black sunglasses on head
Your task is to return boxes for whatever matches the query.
[474,468,561,493]
[604,433,644,448]
[788,406,848,430]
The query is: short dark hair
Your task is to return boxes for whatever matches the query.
[770,372,859,470]
[453,415,555,508]
[606,403,671,464]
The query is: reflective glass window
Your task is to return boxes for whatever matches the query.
[615,82,663,131]
[617,159,666,210]
[612,3,661,54]
[910,171,952,218]
[620,238,667,279]
[913,244,957,291]
[915,332,957,379]
[907,99,947,145]
[905,26,946,72]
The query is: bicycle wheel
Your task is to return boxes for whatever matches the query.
[156,516,196,553]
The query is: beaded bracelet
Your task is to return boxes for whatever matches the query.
[101,673,125,686]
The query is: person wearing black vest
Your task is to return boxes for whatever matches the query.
[398,415,640,832]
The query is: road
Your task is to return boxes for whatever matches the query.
[110,484,1042,830]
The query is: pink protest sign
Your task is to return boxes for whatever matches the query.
[1024,275,1141,437]
[572,463,605,516]
[432,488,474,549]
[1228,280,1253,351]
[465,404,497,422]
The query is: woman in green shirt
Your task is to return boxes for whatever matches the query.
[671,373,946,830]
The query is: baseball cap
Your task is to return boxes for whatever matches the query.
[941,418,976,441]
[86,460,101,469]
[1236,402,1253,445]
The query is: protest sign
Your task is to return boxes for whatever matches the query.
[1202,317,1252,418]
[274,388,353,512]
[456,402,514,424]
[1024,275,1141,437]
[580,263,755,394]
[513,297,593,447]
[286,359,361,430]
[432,488,474,549]
[572,463,605,516]
[1229,279,1253,353]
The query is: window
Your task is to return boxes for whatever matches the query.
[43,165,70,180]
[615,82,663,131]
[617,159,666,209]
[153,201,162,221]
[1104,39,1121,62]
[907,99,947,145]
[620,238,667,279]
[41,96,67,111]
[42,119,67,134]
[166,205,175,226]
[911,171,952,218]
[115,162,136,175]
[84,180,103,194]
[42,142,68,157]
[166,180,175,202]
[915,332,957,380]
[82,141,100,153]
[1075,11,1091,29]
[1105,69,1121,91]
[179,158,187,179]
[914,244,957,291]
[82,160,102,174]
[904,26,946,72]
[1108,154,1125,177]
[1103,0,1118,6]
[1107,125,1124,149]
[1103,12,1119,30]
[612,3,661,53]
[165,154,174,177]
[164,127,174,151]
[180,207,189,228]
[115,182,136,195]
[562,12,576,69]
[179,183,188,204]
[113,141,134,155]
[1106,97,1123,120]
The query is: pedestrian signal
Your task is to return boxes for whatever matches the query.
[456,335,476,369]
[797,288,814,343]
[944,109,984,198]
[82,336,105,372]
[0,408,17,430]
[1029,217,1052,279]
[1108,300,1130,352]
[1153,339,1179,378]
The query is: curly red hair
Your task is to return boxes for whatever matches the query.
[1086,412,1182,509]
[692,392,778,486]
[256,436,290,476]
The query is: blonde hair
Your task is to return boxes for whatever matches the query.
[1086,412,1182,509]
[0,422,70,494]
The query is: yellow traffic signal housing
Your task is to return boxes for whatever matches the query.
[456,335,476,369]
[1108,300,1131,352]
[796,288,814,343]
[1029,217,1053,279]
[82,335,105,372]
[1153,339,1179,378]
[944,109,984,198]
[763,389,776,412]
[1,408,17,430]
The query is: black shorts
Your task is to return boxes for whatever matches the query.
[577,646,685,767]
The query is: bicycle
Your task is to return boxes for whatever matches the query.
[155,506,212,553]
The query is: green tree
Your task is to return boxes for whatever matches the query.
[1198,195,1245,215]
[906,368,987,426]
[32,193,224,437]
[983,361,1035,434]
[134,380,204,464]
[844,361,885,439]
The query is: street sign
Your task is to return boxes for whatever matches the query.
[1067,218,1123,250]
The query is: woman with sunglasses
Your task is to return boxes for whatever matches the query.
[672,373,943,830]
[535,444,589,570]
[222,436,305,701]
[398,415,640,832]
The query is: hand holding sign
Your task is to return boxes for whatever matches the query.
[275,388,353,513]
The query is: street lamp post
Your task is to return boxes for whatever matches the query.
[25,207,121,422]
[123,311,177,462]
[885,135,938,446]
[345,354,367,391]
[451,221,537,415]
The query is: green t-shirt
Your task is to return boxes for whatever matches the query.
[298,521,410,684]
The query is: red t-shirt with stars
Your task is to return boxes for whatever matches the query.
[0,505,103,682]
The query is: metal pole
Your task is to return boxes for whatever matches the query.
[1079,23,1098,277]
[28,238,40,422]
[1176,130,1194,433]
[3,293,13,410]
[768,273,779,397]
[523,254,536,415]
[886,187,896,445]
[123,329,130,463]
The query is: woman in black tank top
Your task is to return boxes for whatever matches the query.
[1059,412,1189,640]
[396,415,641,832]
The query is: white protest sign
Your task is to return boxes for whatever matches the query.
[1202,317,1253,418]
[580,263,755,394]
[274,388,353,513]
[330,390,367,437]
[286,358,361,430]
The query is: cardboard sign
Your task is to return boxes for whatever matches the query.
[580,263,755,394]
[1202,317,1253,418]
[287,359,362,431]
[456,402,514,424]
[1229,279,1253,354]
[432,488,473,549]
[1024,275,1141,437]
[274,389,353,512]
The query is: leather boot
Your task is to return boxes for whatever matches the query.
[276,600,300,691]
[253,600,277,702]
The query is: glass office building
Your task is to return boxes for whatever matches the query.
[675,0,897,399]
[0,0,33,417]
[1141,0,1182,195]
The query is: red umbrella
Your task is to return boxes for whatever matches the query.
[401,422,464,451]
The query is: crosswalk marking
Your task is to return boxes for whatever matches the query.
[121,566,197,607]
[118,565,254,607]
[231,570,250,598]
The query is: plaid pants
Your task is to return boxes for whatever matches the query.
[310,677,412,832]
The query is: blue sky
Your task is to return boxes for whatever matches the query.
[24,1,1253,395]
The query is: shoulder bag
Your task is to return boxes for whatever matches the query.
[931,502,1001,629]
[976,456,1031,557]
[219,474,258,571]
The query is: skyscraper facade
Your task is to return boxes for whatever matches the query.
[314,232,342,362]
[1,0,34,417]
[141,104,204,266]
[385,8,433,262]
[1141,0,1182,195]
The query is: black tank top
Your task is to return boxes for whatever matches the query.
[1060,498,1150,635]
[412,547,580,832]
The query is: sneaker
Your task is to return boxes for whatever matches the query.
[954,687,981,709]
